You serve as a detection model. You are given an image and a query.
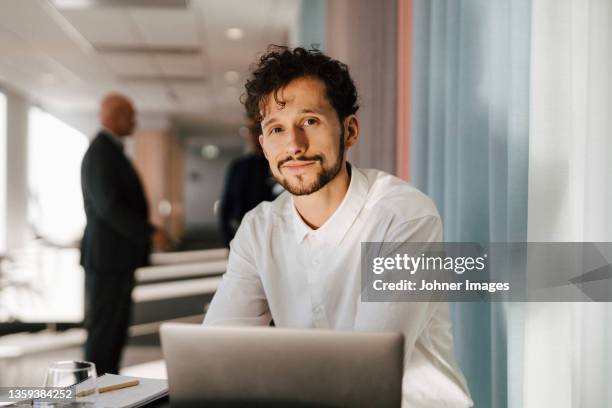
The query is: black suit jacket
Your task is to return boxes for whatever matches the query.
[80,131,152,274]
[219,154,276,247]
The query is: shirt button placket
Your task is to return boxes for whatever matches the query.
[309,248,328,328]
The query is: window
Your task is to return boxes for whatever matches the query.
[27,107,88,245]
[0,92,6,252]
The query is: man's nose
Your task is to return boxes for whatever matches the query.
[284,125,308,157]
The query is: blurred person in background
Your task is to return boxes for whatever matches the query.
[218,120,279,247]
[80,93,169,374]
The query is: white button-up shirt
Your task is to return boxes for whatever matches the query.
[204,165,473,407]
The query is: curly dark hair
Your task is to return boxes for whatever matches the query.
[243,45,359,128]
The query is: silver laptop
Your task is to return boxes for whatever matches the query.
[160,323,404,407]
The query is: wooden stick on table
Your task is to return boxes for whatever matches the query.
[76,380,140,397]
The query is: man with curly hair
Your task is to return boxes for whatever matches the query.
[204,46,472,407]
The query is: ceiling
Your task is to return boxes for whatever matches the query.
[0,0,302,131]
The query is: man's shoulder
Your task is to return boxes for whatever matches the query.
[359,167,441,223]
[82,132,122,171]
[82,133,102,162]
[85,132,112,154]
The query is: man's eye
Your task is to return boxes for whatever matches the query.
[303,118,318,127]
[269,127,282,134]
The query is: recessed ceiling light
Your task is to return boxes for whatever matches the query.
[224,70,240,84]
[51,0,188,8]
[226,28,244,41]
[201,144,220,160]
[50,0,96,8]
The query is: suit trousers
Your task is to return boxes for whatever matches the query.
[83,270,135,375]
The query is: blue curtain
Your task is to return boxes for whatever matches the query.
[410,0,531,406]
[298,0,327,50]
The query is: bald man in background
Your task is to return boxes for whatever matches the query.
[80,93,168,374]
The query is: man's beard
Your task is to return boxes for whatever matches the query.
[274,128,345,196]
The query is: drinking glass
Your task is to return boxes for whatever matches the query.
[41,361,98,407]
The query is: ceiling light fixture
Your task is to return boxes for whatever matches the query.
[51,0,188,9]
[201,145,220,160]
[225,28,244,41]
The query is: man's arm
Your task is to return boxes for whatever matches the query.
[204,219,271,326]
[354,215,442,358]
[83,149,152,244]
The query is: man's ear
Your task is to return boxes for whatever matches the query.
[343,115,360,148]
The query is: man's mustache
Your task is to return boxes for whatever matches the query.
[278,155,323,170]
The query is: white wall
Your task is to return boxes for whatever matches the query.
[326,0,398,175]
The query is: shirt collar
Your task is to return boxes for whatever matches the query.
[291,163,369,247]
